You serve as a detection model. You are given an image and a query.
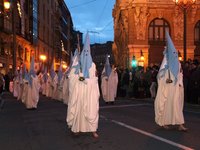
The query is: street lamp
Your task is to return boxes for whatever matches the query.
[138,50,145,67]
[174,0,196,62]
[131,56,137,68]
[4,1,10,10]
[40,54,47,62]
[61,61,67,70]
[62,64,67,69]
[140,50,144,61]
[40,55,47,71]
[4,0,16,74]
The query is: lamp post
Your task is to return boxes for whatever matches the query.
[174,0,196,62]
[4,0,16,74]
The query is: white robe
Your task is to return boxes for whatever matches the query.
[63,77,69,105]
[9,81,13,93]
[55,76,64,101]
[41,75,47,96]
[154,70,185,126]
[22,76,40,109]
[21,79,29,104]
[51,74,58,100]
[101,70,118,102]
[67,63,99,133]
[46,76,52,98]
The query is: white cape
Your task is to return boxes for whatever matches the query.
[63,77,69,105]
[154,68,185,126]
[101,69,118,102]
[22,76,40,109]
[67,63,99,132]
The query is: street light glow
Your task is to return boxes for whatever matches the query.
[140,50,144,61]
[4,1,11,10]
[140,56,144,61]
[40,55,47,61]
[62,64,67,69]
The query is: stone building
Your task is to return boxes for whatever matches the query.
[112,0,200,69]
[0,0,75,75]
[91,41,114,73]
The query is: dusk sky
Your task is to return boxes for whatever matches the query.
[65,0,115,44]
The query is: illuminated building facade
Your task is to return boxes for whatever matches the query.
[113,0,200,68]
[0,0,75,74]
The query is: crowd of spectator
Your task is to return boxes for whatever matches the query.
[115,59,200,105]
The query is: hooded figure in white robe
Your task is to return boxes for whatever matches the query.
[21,67,29,104]
[101,55,118,103]
[63,51,75,105]
[46,74,52,97]
[23,57,40,109]
[41,67,48,96]
[62,68,70,105]
[55,65,63,101]
[154,32,187,131]
[67,33,99,138]
[49,64,58,100]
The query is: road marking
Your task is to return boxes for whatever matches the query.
[100,104,150,109]
[100,115,194,150]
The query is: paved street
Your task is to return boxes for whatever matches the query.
[0,93,200,150]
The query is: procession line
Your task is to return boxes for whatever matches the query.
[100,104,150,109]
[100,115,194,150]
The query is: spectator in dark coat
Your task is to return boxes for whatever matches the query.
[4,74,10,92]
[188,62,200,104]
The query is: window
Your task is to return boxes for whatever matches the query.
[148,18,170,44]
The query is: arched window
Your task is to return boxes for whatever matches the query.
[194,20,200,45]
[148,18,170,44]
